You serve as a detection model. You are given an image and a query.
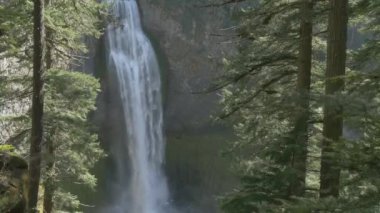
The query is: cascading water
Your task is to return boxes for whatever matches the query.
[105,0,170,212]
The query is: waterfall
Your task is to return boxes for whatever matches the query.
[105,0,170,212]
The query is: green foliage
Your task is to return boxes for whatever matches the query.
[41,69,105,211]
[45,0,106,64]
[0,0,33,61]
[44,69,104,187]
[219,1,320,212]
[0,0,107,212]
[1,68,104,211]
[323,1,380,211]
[40,0,107,210]
[220,0,380,212]
[53,188,82,212]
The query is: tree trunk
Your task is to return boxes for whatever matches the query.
[319,0,348,198]
[28,0,45,212]
[289,0,313,197]
[43,18,55,212]
[43,133,54,213]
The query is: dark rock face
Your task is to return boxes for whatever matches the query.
[138,0,235,133]
[0,152,28,213]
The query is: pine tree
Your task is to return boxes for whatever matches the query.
[220,0,380,211]
[331,0,380,211]
[319,0,348,198]
[42,69,103,212]
[28,0,45,212]
[42,2,54,211]
[0,0,106,212]
[290,0,313,197]
[42,0,105,211]
[219,0,321,211]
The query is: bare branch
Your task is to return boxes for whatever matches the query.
[195,0,246,8]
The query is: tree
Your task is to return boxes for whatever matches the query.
[41,1,105,211]
[28,0,45,212]
[319,0,348,198]
[332,0,380,210]
[42,1,53,211]
[42,69,103,212]
[219,0,380,211]
[218,0,321,211]
[289,0,313,197]
[0,0,105,212]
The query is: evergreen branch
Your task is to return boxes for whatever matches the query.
[195,0,246,8]
[193,55,297,94]
[219,70,296,119]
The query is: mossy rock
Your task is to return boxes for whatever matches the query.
[0,152,28,213]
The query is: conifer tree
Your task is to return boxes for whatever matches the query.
[219,0,320,211]
[290,0,313,197]
[0,0,106,212]
[220,0,380,211]
[319,0,348,198]
[28,0,45,211]
[41,0,105,211]
[42,2,54,212]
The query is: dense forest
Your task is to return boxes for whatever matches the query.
[0,0,379,213]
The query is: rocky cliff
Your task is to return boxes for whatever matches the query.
[138,0,235,132]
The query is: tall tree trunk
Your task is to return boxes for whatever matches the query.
[319,0,348,198]
[43,18,55,212]
[290,0,313,197]
[28,0,45,212]
[42,134,54,213]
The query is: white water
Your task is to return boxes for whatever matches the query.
[105,0,170,212]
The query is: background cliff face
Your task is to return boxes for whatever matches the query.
[137,3,238,210]
[87,1,238,212]
[138,0,235,132]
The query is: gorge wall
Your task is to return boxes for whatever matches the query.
[138,0,235,132]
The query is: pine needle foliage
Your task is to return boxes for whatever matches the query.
[220,0,380,212]
[219,0,321,212]
[0,0,107,211]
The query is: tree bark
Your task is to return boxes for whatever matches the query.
[319,0,348,198]
[28,0,45,212]
[289,0,313,197]
[42,133,54,213]
[43,16,55,212]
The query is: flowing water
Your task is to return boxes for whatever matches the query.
[105,0,170,212]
